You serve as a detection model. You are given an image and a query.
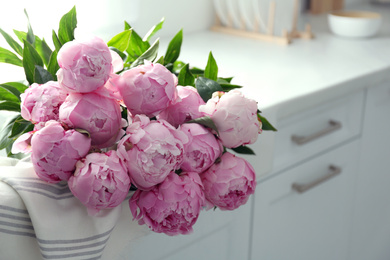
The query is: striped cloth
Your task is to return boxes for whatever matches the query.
[0,157,149,260]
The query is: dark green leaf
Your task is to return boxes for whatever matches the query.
[0,115,18,150]
[35,38,52,67]
[187,116,219,135]
[0,47,23,66]
[258,113,277,131]
[204,52,218,81]
[52,30,62,51]
[219,77,234,83]
[10,116,33,138]
[143,17,165,42]
[0,101,21,112]
[23,40,43,85]
[108,29,132,52]
[109,47,127,61]
[195,77,223,102]
[34,65,54,84]
[164,29,182,65]
[0,83,23,102]
[217,78,242,90]
[12,30,51,66]
[58,6,77,44]
[231,145,256,155]
[178,64,195,87]
[47,50,59,79]
[24,9,35,46]
[130,38,159,68]
[126,30,150,63]
[0,28,23,56]
[190,67,204,76]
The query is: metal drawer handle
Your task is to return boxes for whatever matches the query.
[291,120,342,145]
[292,165,341,194]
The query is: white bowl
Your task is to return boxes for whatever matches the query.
[328,11,382,38]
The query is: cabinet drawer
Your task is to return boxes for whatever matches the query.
[251,140,359,260]
[273,90,364,172]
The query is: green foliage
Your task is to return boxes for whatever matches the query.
[0,8,277,158]
[204,52,218,81]
[178,63,195,87]
[195,77,223,102]
[187,116,219,135]
[231,145,256,155]
[164,29,183,65]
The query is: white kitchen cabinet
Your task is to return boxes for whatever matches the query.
[349,81,390,260]
[250,90,365,260]
[251,140,359,260]
[119,199,252,260]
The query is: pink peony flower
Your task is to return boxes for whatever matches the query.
[68,150,130,215]
[11,131,34,154]
[112,61,178,117]
[59,92,126,148]
[57,36,113,93]
[199,90,261,148]
[31,121,91,183]
[200,152,256,211]
[157,86,205,127]
[129,172,205,236]
[179,123,223,173]
[20,81,68,125]
[117,115,187,190]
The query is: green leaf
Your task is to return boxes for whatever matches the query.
[0,47,23,66]
[231,145,256,155]
[187,116,219,135]
[0,115,18,150]
[52,30,62,51]
[130,38,159,68]
[0,83,24,102]
[219,77,234,83]
[204,52,218,81]
[126,30,150,63]
[12,30,51,66]
[24,9,35,46]
[124,21,131,30]
[172,60,185,74]
[164,29,183,65]
[23,40,43,85]
[190,67,204,76]
[58,6,77,45]
[178,64,195,87]
[34,65,54,84]
[10,116,33,138]
[143,17,165,42]
[3,82,28,93]
[47,50,59,79]
[35,38,52,67]
[108,29,132,52]
[155,56,164,65]
[0,101,21,112]
[195,77,223,102]
[109,47,127,61]
[217,78,243,91]
[258,113,277,131]
[0,28,23,56]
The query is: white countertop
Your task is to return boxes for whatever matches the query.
[170,3,390,120]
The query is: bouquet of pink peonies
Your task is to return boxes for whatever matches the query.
[0,7,276,236]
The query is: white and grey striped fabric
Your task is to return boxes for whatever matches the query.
[0,157,149,260]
